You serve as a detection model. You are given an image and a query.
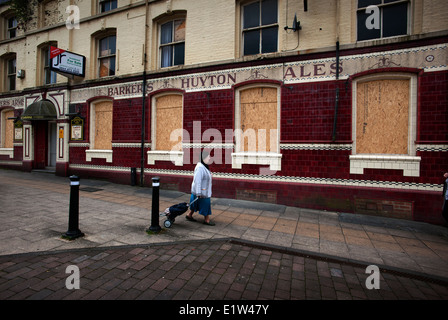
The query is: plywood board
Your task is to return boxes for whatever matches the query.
[4,110,14,148]
[356,79,409,155]
[240,87,277,152]
[94,101,113,150]
[156,95,182,151]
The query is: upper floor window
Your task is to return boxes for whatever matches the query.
[160,19,186,68]
[98,35,116,77]
[357,0,409,41]
[242,0,278,56]
[6,56,16,91]
[99,0,117,13]
[42,46,57,85]
[7,16,17,39]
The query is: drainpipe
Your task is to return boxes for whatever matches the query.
[140,0,149,187]
[140,73,146,186]
[332,1,341,143]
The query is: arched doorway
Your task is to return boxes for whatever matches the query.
[21,99,58,172]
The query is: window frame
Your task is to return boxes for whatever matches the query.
[0,109,14,159]
[350,72,420,177]
[41,45,57,85]
[86,99,113,163]
[6,56,16,91]
[98,34,116,78]
[147,92,184,166]
[232,84,282,172]
[6,16,17,39]
[159,18,186,69]
[356,0,410,42]
[241,0,279,56]
[99,0,117,13]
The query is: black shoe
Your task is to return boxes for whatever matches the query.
[186,215,197,222]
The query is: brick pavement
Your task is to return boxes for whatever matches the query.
[1,239,447,302]
[0,169,448,302]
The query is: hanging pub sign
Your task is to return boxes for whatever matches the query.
[50,46,86,78]
[70,116,84,140]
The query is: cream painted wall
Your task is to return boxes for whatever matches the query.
[0,0,447,92]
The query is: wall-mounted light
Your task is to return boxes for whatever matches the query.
[17,69,25,79]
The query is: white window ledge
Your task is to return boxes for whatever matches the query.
[232,152,282,171]
[350,154,421,177]
[0,148,14,158]
[86,150,113,163]
[147,150,183,166]
[0,148,13,158]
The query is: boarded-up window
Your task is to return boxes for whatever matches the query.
[155,94,182,151]
[94,101,113,150]
[356,79,409,155]
[2,110,14,148]
[239,87,278,152]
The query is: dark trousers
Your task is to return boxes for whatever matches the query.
[443,200,448,223]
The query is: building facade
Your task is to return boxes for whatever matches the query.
[0,0,447,224]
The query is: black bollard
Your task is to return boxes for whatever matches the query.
[131,167,137,186]
[63,175,85,240]
[147,176,161,233]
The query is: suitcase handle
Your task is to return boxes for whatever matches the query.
[189,196,200,206]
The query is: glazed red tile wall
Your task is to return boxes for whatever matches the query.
[69,146,88,164]
[418,151,448,185]
[112,98,146,142]
[419,71,448,142]
[281,80,351,142]
[281,149,351,179]
[183,91,234,141]
[14,146,23,161]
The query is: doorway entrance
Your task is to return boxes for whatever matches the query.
[47,122,57,169]
[21,99,58,173]
[33,121,57,172]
